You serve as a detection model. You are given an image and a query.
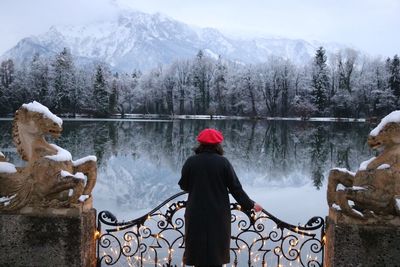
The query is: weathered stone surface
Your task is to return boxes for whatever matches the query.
[0,208,96,267]
[327,112,400,221]
[325,216,400,267]
[0,102,97,212]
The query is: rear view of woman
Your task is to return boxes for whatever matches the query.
[179,128,262,267]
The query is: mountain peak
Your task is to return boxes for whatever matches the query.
[0,9,349,71]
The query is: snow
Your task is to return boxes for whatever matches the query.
[74,172,86,180]
[359,157,376,171]
[0,194,16,206]
[72,156,97,166]
[0,162,17,173]
[2,8,350,72]
[79,195,89,202]
[377,164,390,170]
[396,198,400,211]
[22,101,63,127]
[0,151,4,158]
[336,184,346,191]
[370,110,400,136]
[337,184,367,191]
[332,167,355,176]
[352,186,367,191]
[60,170,86,180]
[45,144,72,162]
[352,208,364,217]
[332,204,341,210]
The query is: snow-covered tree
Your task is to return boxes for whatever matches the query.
[173,60,191,114]
[28,54,50,106]
[93,65,109,116]
[311,47,330,115]
[1,47,399,119]
[191,50,213,114]
[387,55,400,104]
[337,49,358,93]
[161,68,176,114]
[239,67,258,116]
[211,56,228,115]
[109,78,118,114]
[0,59,15,89]
[51,48,76,113]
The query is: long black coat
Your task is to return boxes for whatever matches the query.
[178,150,254,266]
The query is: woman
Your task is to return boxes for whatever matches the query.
[178,128,262,267]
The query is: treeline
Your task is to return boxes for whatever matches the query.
[0,47,399,117]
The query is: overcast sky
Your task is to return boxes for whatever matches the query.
[0,0,399,56]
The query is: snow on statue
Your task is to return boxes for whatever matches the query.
[0,101,97,211]
[327,110,400,221]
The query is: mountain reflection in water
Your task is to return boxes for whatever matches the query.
[0,119,373,224]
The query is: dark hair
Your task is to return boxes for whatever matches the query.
[194,143,224,155]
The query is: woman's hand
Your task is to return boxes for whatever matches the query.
[253,203,263,212]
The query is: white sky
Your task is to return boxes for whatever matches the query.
[0,0,399,57]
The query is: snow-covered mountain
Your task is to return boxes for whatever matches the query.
[1,10,347,71]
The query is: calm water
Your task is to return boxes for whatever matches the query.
[0,119,374,224]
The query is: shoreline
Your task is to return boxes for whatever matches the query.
[0,114,368,123]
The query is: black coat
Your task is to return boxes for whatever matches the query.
[178,150,254,266]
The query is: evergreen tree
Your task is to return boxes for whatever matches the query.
[7,67,30,111]
[0,77,9,114]
[109,79,118,114]
[212,56,228,114]
[0,59,15,89]
[279,60,292,117]
[173,60,190,115]
[51,48,76,113]
[28,54,50,106]
[240,68,258,116]
[162,70,175,114]
[388,55,400,101]
[311,47,330,115]
[93,65,109,116]
[192,50,211,114]
[337,50,357,93]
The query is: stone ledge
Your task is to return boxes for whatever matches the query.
[0,208,96,267]
[325,216,400,267]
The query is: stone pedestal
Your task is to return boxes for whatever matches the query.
[325,212,400,267]
[0,207,96,267]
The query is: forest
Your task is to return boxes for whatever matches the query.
[0,47,399,118]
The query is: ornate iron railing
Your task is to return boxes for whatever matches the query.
[97,192,325,267]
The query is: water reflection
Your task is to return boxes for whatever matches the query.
[0,119,373,222]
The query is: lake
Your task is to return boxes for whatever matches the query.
[0,118,374,225]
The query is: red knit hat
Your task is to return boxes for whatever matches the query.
[197,128,224,144]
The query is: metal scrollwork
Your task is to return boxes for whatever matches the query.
[97,192,325,267]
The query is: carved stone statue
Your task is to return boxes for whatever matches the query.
[327,110,400,221]
[0,101,97,211]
